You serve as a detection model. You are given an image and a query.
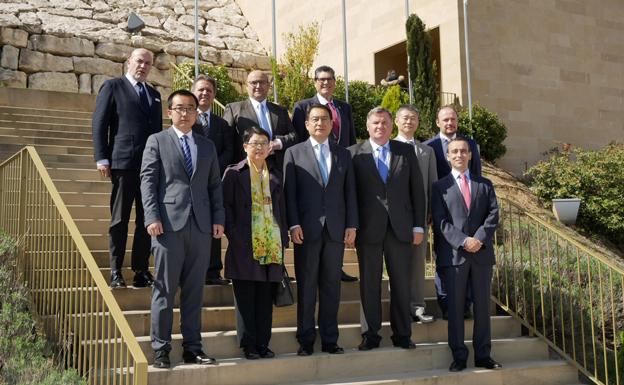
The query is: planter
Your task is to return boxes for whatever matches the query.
[552,198,581,225]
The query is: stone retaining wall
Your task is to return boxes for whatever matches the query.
[0,0,269,97]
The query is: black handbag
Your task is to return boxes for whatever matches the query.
[273,267,294,307]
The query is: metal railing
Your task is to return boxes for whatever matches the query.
[493,196,623,385]
[0,147,148,385]
[169,61,226,117]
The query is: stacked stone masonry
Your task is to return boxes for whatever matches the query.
[0,0,271,96]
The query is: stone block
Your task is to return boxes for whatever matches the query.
[0,68,27,88]
[164,42,194,57]
[17,12,42,34]
[78,73,91,93]
[1,45,19,69]
[95,42,134,62]
[92,74,113,94]
[0,27,28,48]
[206,7,247,29]
[73,56,122,77]
[154,52,173,70]
[30,34,95,57]
[148,67,170,87]
[130,35,165,53]
[19,49,73,73]
[0,14,21,28]
[205,20,244,38]
[28,72,78,92]
[223,37,266,55]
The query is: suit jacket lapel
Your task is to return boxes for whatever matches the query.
[469,177,479,213]
[361,140,385,185]
[121,76,147,114]
[238,161,251,197]
[446,173,468,215]
[243,100,259,126]
[305,140,325,186]
[166,128,190,181]
[327,143,339,184]
[388,141,400,182]
[267,102,278,136]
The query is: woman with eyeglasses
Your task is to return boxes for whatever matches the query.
[222,126,289,360]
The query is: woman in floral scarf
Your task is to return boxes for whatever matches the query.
[222,126,289,359]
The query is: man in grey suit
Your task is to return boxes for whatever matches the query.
[349,107,426,350]
[284,103,358,356]
[140,90,225,368]
[223,70,297,170]
[431,137,500,372]
[393,105,436,324]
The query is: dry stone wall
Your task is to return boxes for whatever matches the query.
[0,0,269,96]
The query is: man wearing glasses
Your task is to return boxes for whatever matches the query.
[223,70,297,171]
[292,65,359,282]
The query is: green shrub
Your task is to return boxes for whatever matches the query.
[525,143,624,248]
[380,85,410,136]
[0,231,85,385]
[171,62,243,105]
[333,79,385,139]
[457,104,507,162]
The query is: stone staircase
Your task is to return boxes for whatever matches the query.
[0,88,583,385]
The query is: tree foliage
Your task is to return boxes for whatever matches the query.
[406,14,439,139]
[271,22,320,110]
[333,79,385,139]
[457,104,507,161]
[525,143,624,249]
[380,85,410,136]
[171,62,243,106]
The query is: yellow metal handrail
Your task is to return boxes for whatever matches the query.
[169,61,226,117]
[0,147,147,385]
[494,195,623,385]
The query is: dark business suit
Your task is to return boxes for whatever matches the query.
[223,99,297,170]
[424,133,481,312]
[284,140,358,348]
[140,127,225,354]
[222,159,288,352]
[431,172,498,363]
[349,140,425,345]
[292,95,357,147]
[193,111,235,281]
[92,76,162,273]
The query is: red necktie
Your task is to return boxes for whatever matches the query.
[461,173,471,210]
[327,102,340,139]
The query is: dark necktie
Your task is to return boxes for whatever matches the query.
[181,135,193,177]
[137,83,150,110]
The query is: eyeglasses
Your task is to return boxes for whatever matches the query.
[309,116,331,123]
[171,107,197,115]
[246,141,270,148]
[248,80,269,86]
[315,77,335,83]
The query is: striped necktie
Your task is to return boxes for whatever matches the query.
[181,135,193,177]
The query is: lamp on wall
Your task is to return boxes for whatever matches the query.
[127,12,145,34]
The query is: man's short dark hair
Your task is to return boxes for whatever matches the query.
[314,65,335,80]
[191,74,217,92]
[305,103,332,121]
[242,126,270,143]
[446,137,471,153]
[397,104,420,116]
[168,90,199,109]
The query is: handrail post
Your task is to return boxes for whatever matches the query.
[17,149,28,262]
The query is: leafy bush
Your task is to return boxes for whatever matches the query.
[171,62,243,105]
[457,104,507,162]
[0,231,85,385]
[333,79,385,139]
[525,143,624,248]
[380,85,410,136]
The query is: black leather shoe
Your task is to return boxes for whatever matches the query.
[475,357,502,369]
[442,310,449,320]
[449,360,466,372]
[392,339,416,349]
[357,337,380,351]
[341,270,358,282]
[153,350,170,369]
[110,271,126,289]
[258,346,275,358]
[243,347,260,360]
[182,350,216,365]
[321,344,344,354]
[205,276,231,285]
[297,345,314,356]
[133,270,154,288]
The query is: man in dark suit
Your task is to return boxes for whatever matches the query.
[140,90,225,368]
[431,137,500,372]
[292,65,359,282]
[284,103,358,356]
[92,48,162,289]
[424,105,481,317]
[191,74,235,286]
[349,107,426,350]
[223,70,297,170]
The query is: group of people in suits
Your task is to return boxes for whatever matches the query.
[92,48,501,372]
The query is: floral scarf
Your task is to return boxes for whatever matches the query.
[248,159,283,265]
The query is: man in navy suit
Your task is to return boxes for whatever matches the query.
[292,65,359,282]
[191,74,235,286]
[431,137,500,372]
[284,103,358,356]
[92,48,162,289]
[424,105,481,318]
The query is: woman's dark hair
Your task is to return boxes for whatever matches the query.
[242,126,270,143]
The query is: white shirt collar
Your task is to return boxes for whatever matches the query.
[369,139,389,153]
[316,93,332,104]
[125,73,142,88]
[249,97,266,110]
[451,168,470,181]
[197,108,211,116]
[395,134,416,143]
[439,132,457,142]
[309,136,329,147]
[172,125,193,140]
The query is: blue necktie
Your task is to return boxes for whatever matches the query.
[137,83,150,110]
[181,135,193,177]
[199,112,210,128]
[317,143,329,186]
[377,146,388,183]
[259,103,272,139]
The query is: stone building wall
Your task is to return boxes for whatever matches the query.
[0,0,270,97]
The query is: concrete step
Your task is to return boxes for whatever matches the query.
[136,316,521,362]
[54,179,111,194]
[145,338,550,385]
[0,134,92,148]
[0,112,92,126]
[0,106,94,119]
[0,119,92,133]
[60,191,110,206]
[0,142,92,156]
[48,167,103,182]
[0,126,93,140]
